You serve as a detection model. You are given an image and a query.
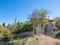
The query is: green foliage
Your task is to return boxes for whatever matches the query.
[52,23,57,31]
[0,26,12,42]
[43,19,49,24]
[55,17,60,25]
[0,39,24,45]
[13,22,33,34]
[29,9,48,34]
[0,26,24,45]
[55,17,60,29]
[55,32,60,39]
[2,22,5,27]
[30,9,48,28]
[1,30,12,42]
[16,23,25,30]
[8,39,24,45]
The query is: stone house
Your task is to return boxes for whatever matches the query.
[37,19,54,35]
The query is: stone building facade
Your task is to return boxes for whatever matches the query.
[37,19,54,35]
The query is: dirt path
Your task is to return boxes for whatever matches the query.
[34,35,60,45]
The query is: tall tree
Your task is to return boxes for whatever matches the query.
[17,20,20,25]
[15,17,17,25]
[29,9,48,35]
[2,22,5,27]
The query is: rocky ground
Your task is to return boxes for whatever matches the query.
[31,35,60,45]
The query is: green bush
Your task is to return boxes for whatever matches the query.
[55,32,60,39]
[55,30,60,39]
[0,39,24,45]
[0,27,13,42]
[13,23,33,34]
[8,39,24,45]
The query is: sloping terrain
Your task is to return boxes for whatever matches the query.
[31,35,60,45]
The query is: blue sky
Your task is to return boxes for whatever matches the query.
[0,0,60,25]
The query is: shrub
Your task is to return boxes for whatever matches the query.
[0,27,13,42]
[55,30,60,39]
[55,32,60,39]
[8,39,24,45]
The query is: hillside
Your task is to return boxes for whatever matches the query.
[29,35,60,45]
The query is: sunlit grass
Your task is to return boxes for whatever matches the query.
[28,39,38,45]
[9,39,24,45]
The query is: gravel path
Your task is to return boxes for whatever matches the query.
[34,35,60,45]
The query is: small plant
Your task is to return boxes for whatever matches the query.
[55,32,60,39]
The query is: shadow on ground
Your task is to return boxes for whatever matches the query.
[55,42,60,45]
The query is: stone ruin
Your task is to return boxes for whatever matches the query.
[37,19,54,35]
